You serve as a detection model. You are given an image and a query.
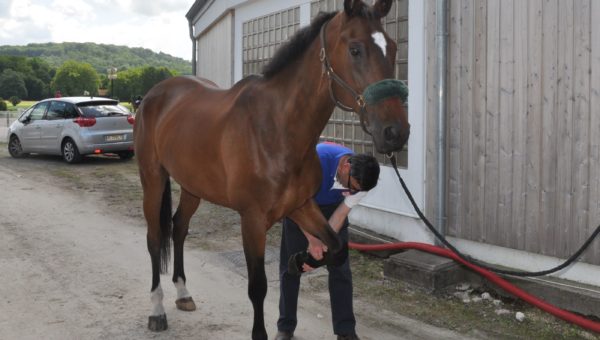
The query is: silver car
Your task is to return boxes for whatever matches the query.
[7,97,135,163]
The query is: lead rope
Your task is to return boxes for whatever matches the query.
[388,153,600,277]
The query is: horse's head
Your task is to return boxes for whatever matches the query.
[321,0,410,154]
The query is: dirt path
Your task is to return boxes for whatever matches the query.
[0,157,473,339]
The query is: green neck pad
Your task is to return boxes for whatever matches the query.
[362,79,408,105]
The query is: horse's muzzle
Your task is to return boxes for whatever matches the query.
[381,123,410,153]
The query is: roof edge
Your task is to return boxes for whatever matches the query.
[185,0,211,21]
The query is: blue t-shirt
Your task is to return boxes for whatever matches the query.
[313,142,353,205]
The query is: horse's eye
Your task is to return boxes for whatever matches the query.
[349,47,360,57]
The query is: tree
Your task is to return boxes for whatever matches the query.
[113,67,141,100]
[0,56,53,99]
[24,75,48,100]
[9,96,21,106]
[111,66,174,101]
[140,66,174,94]
[0,69,28,99]
[52,60,100,96]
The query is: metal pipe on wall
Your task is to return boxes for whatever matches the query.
[188,21,197,75]
[435,0,448,244]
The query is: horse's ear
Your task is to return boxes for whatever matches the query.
[372,0,393,18]
[344,0,365,17]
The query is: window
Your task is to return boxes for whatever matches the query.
[242,7,300,77]
[18,107,33,122]
[78,103,129,118]
[29,102,49,121]
[47,101,79,119]
[64,104,79,119]
[47,101,67,120]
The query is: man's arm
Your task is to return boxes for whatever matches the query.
[327,203,351,233]
[303,191,368,264]
[300,203,350,263]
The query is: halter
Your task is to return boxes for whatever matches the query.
[319,19,409,138]
[319,20,372,136]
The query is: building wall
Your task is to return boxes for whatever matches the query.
[425,0,600,266]
[197,12,234,88]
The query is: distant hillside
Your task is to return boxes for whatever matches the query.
[0,42,192,75]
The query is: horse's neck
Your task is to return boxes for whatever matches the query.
[263,44,335,145]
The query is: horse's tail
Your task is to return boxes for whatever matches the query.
[159,178,172,274]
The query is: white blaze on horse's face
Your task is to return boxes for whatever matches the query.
[371,31,387,57]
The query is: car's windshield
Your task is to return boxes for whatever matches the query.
[78,104,131,118]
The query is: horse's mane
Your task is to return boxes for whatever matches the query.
[262,12,337,79]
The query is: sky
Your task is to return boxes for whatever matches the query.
[0,0,194,60]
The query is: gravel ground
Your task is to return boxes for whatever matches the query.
[0,143,597,339]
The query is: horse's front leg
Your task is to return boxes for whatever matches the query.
[172,189,201,311]
[240,212,269,340]
[288,199,341,253]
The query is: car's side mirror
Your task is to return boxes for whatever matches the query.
[20,116,31,124]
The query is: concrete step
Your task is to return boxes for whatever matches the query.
[384,249,467,293]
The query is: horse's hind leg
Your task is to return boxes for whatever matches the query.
[172,188,200,311]
[240,212,269,340]
[142,169,172,332]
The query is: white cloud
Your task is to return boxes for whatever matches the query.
[128,0,191,17]
[0,0,193,60]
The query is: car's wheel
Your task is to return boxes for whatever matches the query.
[117,151,134,160]
[8,135,28,158]
[62,138,82,163]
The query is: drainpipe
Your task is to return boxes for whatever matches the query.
[188,20,197,75]
[435,0,448,244]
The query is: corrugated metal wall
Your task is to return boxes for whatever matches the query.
[197,12,233,88]
[426,0,600,265]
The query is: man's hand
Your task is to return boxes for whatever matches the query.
[343,190,368,209]
[307,238,328,261]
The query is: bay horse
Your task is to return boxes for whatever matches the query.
[134,0,409,339]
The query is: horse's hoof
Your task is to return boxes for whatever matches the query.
[148,314,168,331]
[252,329,268,340]
[176,296,197,311]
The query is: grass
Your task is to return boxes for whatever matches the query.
[2,100,36,112]
[349,250,599,339]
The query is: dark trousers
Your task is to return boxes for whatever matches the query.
[277,203,355,336]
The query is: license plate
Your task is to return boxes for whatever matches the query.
[105,134,125,142]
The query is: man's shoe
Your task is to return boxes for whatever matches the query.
[337,333,360,340]
[275,330,294,340]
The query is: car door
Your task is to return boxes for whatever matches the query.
[19,102,49,152]
[39,101,70,153]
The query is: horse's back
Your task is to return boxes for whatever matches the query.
[139,76,219,117]
[135,76,225,139]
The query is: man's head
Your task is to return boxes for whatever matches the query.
[337,154,380,193]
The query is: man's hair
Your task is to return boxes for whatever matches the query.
[348,154,380,191]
